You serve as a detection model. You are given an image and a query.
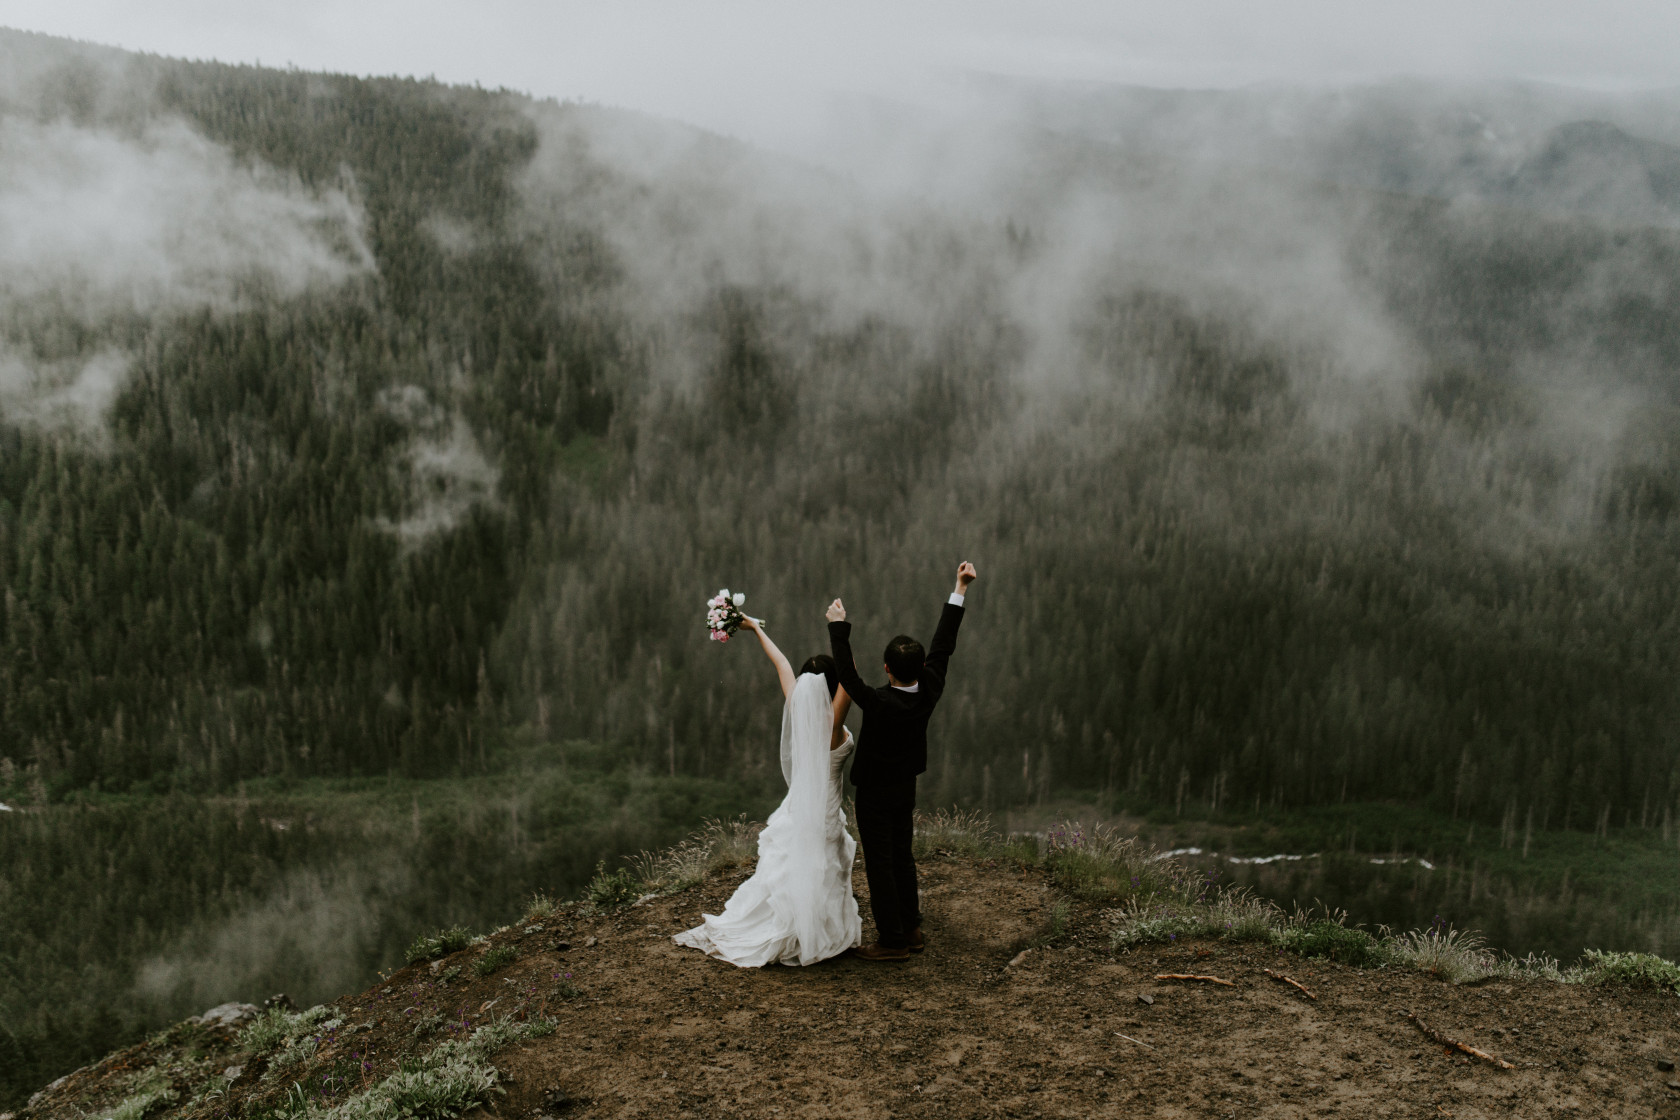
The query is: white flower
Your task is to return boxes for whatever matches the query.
[733,593,746,607]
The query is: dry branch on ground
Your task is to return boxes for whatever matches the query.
[1402,1010,1515,1069]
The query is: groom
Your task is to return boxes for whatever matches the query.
[827,560,977,962]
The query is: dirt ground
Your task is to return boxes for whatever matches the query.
[20,853,1680,1120]
[458,856,1680,1119]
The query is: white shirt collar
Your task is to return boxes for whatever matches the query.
[891,682,920,693]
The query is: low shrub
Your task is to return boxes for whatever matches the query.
[1277,918,1390,968]
[1570,950,1680,993]
[1042,823,1191,902]
[403,926,473,965]
[241,1005,331,1055]
[522,893,559,921]
[913,808,1021,859]
[1105,888,1280,951]
[472,946,517,977]
[584,861,643,912]
[106,1074,176,1120]
[1383,924,1498,984]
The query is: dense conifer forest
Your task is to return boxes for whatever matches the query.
[2,26,1679,1107]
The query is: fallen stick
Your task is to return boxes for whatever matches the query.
[1154,973,1236,987]
[1114,1032,1155,1051]
[1263,968,1318,1000]
[1402,1011,1514,1070]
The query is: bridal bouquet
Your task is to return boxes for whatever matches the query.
[705,589,755,642]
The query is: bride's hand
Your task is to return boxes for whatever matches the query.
[826,599,846,623]
[740,615,760,633]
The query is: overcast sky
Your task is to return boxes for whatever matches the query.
[4,1,1678,149]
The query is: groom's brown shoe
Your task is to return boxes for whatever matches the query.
[907,928,926,953]
[855,942,911,962]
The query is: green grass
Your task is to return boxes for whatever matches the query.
[471,946,517,977]
[1072,795,1680,964]
[404,927,474,965]
[103,1074,175,1120]
[522,893,560,921]
[1277,918,1389,967]
[1571,950,1680,993]
[583,861,643,912]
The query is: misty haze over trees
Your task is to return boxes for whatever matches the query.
[2,25,1680,1105]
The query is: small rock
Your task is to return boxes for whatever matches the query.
[223,1066,244,1081]
[1006,950,1030,968]
[540,1086,572,1112]
[197,1003,260,1030]
[583,936,598,948]
[3,1110,17,1120]
[551,941,571,952]
[1668,1081,1680,1091]
[525,924,545,934]
[1660,1058,1676,1073]
[1136,993,1154,1006]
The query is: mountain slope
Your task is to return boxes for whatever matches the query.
[15,849,1680,1120]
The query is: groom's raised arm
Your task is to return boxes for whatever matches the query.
[923,561,976,686]
[826,599,876,710]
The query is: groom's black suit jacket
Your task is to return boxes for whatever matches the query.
[829,601,964,788]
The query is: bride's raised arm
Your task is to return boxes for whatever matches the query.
[741,616,797,699]
[830,686,853,751]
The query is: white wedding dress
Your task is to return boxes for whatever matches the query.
[673,673,862,966]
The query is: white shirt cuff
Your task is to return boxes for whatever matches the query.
[948,592,965,606]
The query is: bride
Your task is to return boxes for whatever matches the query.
[673,616,862,966]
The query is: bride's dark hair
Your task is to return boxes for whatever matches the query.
[799,654,838,698]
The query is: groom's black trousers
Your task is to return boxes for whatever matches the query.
[854,779,919,949]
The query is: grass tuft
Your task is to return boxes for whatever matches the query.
[403,926,473,965]
[472,945,517,977]
[522,892,559,921]
[1384,924,1497,983]
[241,1005,331,1055]
[1569,950,1680,993]
[1276,914,1391,968]
[584,860,644,912]
[104,1074,176,1120]
[913,808,1024,859]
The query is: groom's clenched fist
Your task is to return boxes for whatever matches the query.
[826,599,847,623]
[955,561,978,594]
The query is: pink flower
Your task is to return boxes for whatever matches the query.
[718,633,729,642]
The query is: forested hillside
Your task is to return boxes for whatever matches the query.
[2,29,1677,827]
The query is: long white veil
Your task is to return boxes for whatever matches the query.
[774,672,834,953]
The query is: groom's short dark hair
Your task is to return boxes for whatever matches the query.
[883,635,924,682]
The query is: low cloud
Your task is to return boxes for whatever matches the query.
[0,116,370,318]
[0,345,129,436]
[134,856,414,1014]
[0,114,372,433]
[375,409,501,547]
